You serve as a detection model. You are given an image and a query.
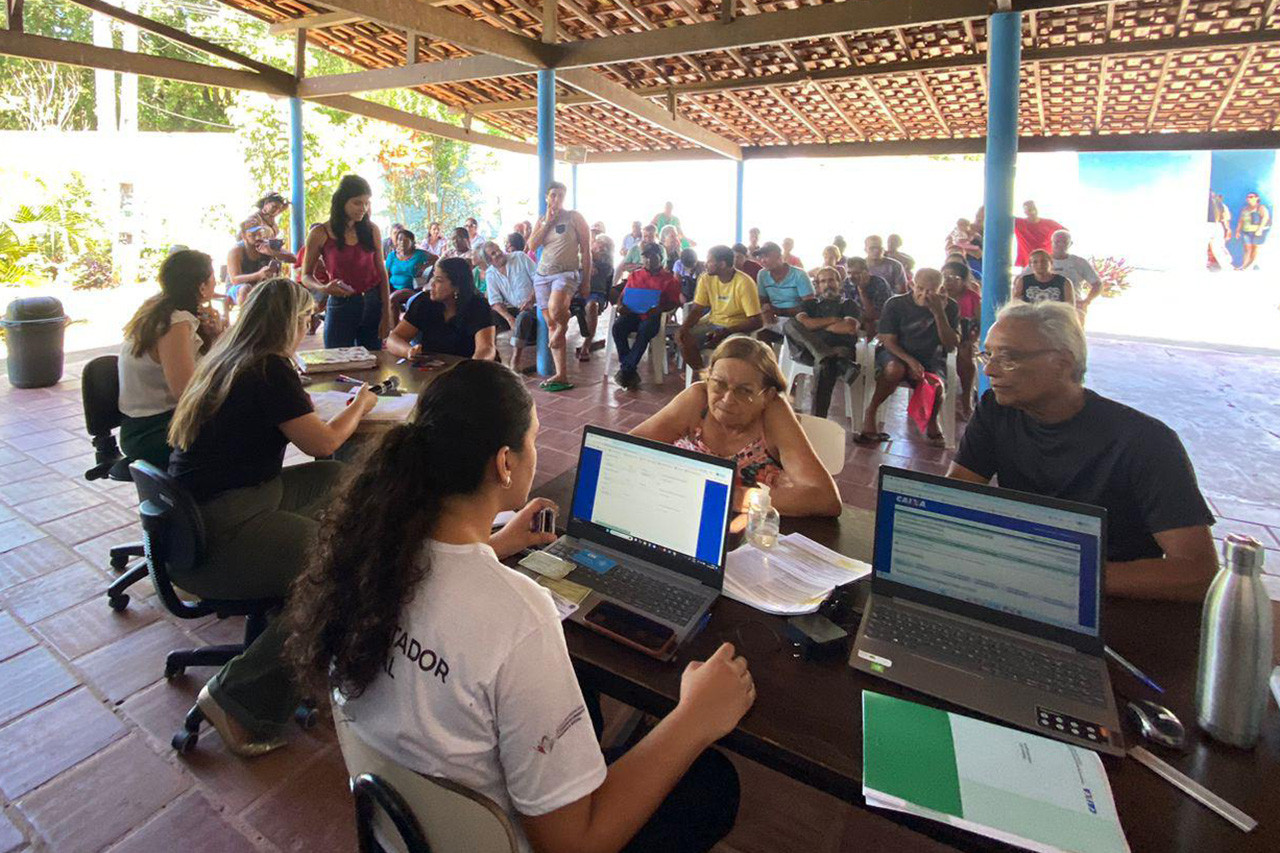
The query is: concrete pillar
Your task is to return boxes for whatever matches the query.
[534,69,555,377]
[735,160,745,244]
[289,98,305,254]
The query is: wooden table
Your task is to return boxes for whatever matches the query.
[302,350,463,434]
[533,469,1280,853]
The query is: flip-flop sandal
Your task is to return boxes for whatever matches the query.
[925,432,947,448]
[853,431,886,446]
[539,380,575,392]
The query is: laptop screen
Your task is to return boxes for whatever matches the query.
[874,469,1104,637]
[569,428,734,579]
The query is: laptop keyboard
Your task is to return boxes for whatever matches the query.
[865,603,1107,707]
[545,541,705,625]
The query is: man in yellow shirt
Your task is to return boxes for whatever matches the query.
[676,245,763,371]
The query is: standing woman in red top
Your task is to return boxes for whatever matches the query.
[303,175,392,349]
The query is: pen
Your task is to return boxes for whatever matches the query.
[1105,645,1165,695]
[335,374,364,385]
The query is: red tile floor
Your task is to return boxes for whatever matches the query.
[0,330,1276,852]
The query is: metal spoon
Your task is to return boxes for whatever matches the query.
[1126,699,1186,750]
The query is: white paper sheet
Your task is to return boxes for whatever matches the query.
[309,391,418,423]
[722,532,870,615]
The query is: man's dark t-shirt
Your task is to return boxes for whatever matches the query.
[876,293,960,369]
[170,355,313,502]
[955,389,1213,562]
[403,291,494,358]
[1020,273,1072,304]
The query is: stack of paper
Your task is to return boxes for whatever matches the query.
[722,533,869,615]
[295,346,377,373]
[862,691,1130,853]
[309,391,418,423]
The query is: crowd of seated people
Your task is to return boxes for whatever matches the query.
[110,181,1220,853]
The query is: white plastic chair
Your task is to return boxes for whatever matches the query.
[777,342,863,427]
[603,304,669,382]
[335,710,519,853]
[796,413,847,475]
[861,341,959,449]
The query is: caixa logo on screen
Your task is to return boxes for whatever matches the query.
[1082,787,1098,814]
[895,495,926,509]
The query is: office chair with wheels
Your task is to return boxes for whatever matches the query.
[336,712,519,853]
[80,355,148,611]
[129,461,316,754]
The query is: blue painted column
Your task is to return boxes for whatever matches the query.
[288,97,305,253]
[571,162,579,210]
[535,68,555,377]
[734,160,745,244]
[978,10,1021,393]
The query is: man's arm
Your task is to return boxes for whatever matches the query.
[722,314,764,336]
[795,311,837,331]
[680,302,708,331]
[877,332,924,378]
[930,297,960,350]
[1105,526,1217,603]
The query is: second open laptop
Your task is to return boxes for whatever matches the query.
[540,426,736,660]
[850,466,1125,756]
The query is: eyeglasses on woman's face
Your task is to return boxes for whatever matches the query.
[706,374,765,403]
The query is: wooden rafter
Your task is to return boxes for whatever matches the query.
[720,89,790,143]
[0,28,294,95]
[298,54,529,96]
[1144,52,1173,133]
[860,76,908,139]
[66,0,287,78]
[1209,45,1257,131]
[1033,60,1047,135]
[315,93,546,154]
[1094,56,1108,131]
[765,85,827,141]
[914,71,952,136]
[269,10,361,34]
[809,80,867,141]
[686,95,755,144]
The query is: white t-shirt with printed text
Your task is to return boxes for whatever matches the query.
[336,540,607,853]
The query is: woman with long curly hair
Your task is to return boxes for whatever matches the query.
[167,277,376,756]
[285,360,751,853]
[301,174,392,349]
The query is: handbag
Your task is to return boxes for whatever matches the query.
[907,372,943,434]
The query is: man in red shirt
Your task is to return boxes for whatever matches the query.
[1014,200,1064,267]
[612,243,682,390]
[733,243,763,282]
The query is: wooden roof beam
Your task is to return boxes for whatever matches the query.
[65,0,288,79]
[557,67,742,158]
[808,80,867,141]
[720,89,790,143]
[465,27,1280,113]
[0,29,295,96]
[313,93,553,155]
[766,85,827,142]
[860,77,908,139]
[1208,45,1257,131]
[322,0,553,66]
[297,54,531,97]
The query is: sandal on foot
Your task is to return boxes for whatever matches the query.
[853,431,887,445]
[539,380,575,392]
[196,685,287,758]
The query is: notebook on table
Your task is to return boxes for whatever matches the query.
[295,347,377,373]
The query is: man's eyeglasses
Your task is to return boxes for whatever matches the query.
[975,348,1056,371]
[706,376,765,402]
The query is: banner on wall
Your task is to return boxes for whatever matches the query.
[1207,150,1274,271]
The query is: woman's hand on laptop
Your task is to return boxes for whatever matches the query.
[675,642,756,745]
[490,498,559,559]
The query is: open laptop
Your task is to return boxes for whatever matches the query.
[850,466,1124,756]
[541,426,736,660]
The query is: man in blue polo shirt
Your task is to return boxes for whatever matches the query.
[755,241,814,345]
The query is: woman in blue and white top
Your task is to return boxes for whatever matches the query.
[286,360,751,853]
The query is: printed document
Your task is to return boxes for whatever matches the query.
[723,533,869,615]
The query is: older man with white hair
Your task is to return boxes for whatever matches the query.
[948,301,1216,602]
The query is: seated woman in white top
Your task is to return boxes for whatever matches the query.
[118,249,224,468]
[285,360,752,853]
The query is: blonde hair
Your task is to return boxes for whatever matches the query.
[704,336,786,393]
[168,277,314,450]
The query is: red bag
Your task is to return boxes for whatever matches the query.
[907,372,943,434]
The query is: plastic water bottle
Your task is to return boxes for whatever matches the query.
[746,485,780,550]
[1195,535,1273,748]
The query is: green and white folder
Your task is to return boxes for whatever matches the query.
[862,691,1130,853]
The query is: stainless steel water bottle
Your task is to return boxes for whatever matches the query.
[1195,535,1273,748]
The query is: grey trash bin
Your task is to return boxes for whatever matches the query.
[2,296,71,388]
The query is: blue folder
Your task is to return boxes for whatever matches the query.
[621,288,661,314]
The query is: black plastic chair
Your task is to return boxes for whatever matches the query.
[129,460,316,753]
[353,774,432,853]
[80,355,148,611]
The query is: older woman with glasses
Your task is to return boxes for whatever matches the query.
[631,336,840,517]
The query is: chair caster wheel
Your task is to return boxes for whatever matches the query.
[109,554,129,571]
[295,705,318,730]
[108,593,129,612]
[172,730,198,753]
[164,662,185,680]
